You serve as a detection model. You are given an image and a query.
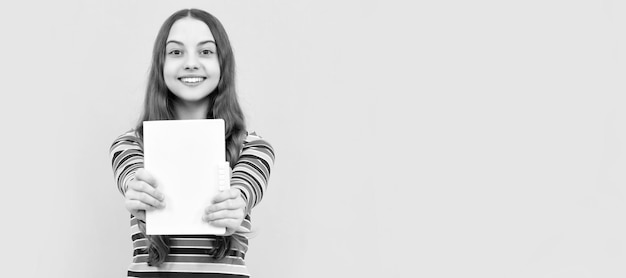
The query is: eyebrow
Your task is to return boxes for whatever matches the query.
[166,40,216,46]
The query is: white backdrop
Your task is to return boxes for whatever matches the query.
[1,0,626,277]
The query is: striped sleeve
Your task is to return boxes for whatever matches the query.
[110,130,144,196]
[231,133,275,215]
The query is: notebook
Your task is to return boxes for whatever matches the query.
[143,119,228,235]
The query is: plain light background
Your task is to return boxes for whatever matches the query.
[1,0,626,277]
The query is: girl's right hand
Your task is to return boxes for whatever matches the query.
[124,168,166,221]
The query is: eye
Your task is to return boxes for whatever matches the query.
[168,49,182,56]
[201,49,214,55]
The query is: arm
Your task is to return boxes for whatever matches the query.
[109,130,144,196]
[230,134,275,215]
[110,130,164,221]
[204,133,275,235]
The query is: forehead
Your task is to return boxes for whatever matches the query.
[167,17,215,43]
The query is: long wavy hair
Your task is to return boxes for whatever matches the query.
[134,8,246,267]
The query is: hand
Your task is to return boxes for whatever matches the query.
[124,168,166,221]
[203,188,246,235]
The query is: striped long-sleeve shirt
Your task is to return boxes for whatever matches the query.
[110,129,275,278]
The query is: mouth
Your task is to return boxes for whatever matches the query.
[178,76,207,86]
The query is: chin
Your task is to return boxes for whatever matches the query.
[172,88,215,102]
[177,94,211,103]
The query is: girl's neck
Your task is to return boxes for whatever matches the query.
[173,98,211,120]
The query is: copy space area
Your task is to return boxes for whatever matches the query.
[0,1,625,277]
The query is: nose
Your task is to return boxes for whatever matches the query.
[184,53,200,70]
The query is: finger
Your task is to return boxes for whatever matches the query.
[208,218,242,229]
[135,169,159,188]
[127,190,165,208]
[125,199,159,212]
[203,209,244,222]
[224,227,235,236]
[206,198,245,213]
[128,180,164,202]
[212,188,240,203]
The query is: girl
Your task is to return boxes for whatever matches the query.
[110,8,275,278]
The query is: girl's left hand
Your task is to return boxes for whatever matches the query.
[203,188,247,235]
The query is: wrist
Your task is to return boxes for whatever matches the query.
[234,187,248,215]
[123,175,136,195]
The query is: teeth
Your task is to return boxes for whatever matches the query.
[180,77,204,83]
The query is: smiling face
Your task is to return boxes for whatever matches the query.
[163,17,221,104]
